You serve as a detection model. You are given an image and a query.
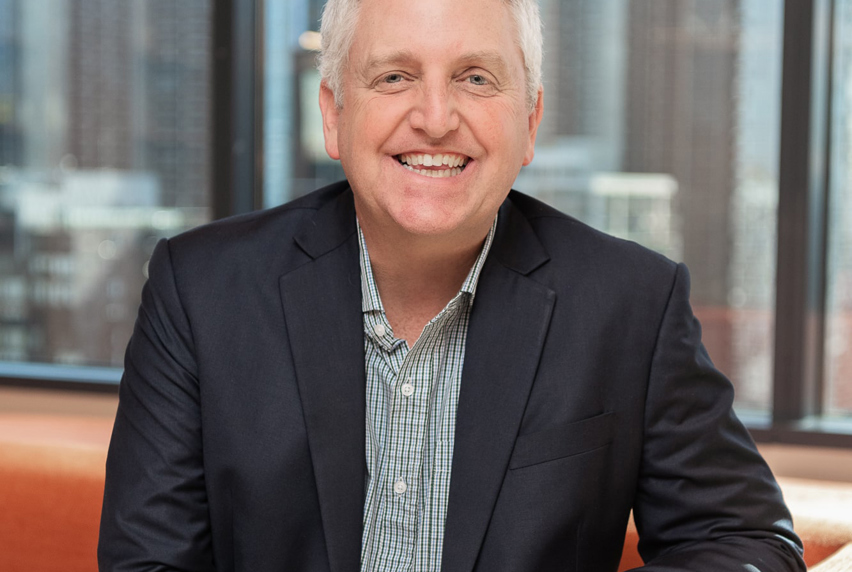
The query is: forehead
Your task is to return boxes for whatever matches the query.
[349,0,521,70]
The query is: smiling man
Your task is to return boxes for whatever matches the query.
[317,0,542,348]
[99,1,806,571]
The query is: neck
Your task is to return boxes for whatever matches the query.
[358,216,491,345]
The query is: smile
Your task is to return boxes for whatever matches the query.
[395,152,470,178]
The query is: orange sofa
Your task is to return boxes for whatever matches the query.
[618,507,850,571]
[1,412,850,571]
[0,414,112,572]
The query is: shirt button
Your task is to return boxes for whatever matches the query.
[394,478,407,495]
[373,323,386,337]
[401,382,414,396]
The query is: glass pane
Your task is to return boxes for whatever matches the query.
[825,0,852,416]
[263,0,344,208]
[0,0,212,369]
[515,0,783,413]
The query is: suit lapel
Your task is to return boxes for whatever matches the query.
[279,190,365,572]
[442,198,556,572]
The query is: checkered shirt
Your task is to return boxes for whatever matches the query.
[358,217,497,572]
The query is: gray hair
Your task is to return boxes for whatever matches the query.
[318,0,543,111]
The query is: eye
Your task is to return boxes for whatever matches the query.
[468,74,488,86]
[384,73,404,84]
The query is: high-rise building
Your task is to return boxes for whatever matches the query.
[66,0,134,171]
[538,0,627,159]
[65,0,211,208]
[138,0,211,208]
[0,0,21,167]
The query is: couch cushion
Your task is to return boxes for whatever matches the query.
[0,414,112,572]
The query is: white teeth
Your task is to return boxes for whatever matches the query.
[398,153,469,168]
[401,164,464,178]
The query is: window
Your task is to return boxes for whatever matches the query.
[826,0,852,417]
[0,0,212,383]
[1,0,850,443]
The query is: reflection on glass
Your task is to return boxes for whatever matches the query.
[0,0,212,368]
[826,0,852,417]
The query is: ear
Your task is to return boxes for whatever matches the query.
[319,81,341,160]
[522,86,544,166]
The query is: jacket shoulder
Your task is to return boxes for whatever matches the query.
[172,181,349,247]
[505,190,677,281]
[161,181,351,267]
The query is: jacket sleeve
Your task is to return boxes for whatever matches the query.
[98,238,215,572]
[630,263,806,572]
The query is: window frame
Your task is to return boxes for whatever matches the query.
[752,0,852,447]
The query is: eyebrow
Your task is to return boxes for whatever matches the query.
[359,50,420,75]
[359,49,513,77]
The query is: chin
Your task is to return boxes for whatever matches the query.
[391,203,482,240]
[394,215,460,237]
[387,208,453,235]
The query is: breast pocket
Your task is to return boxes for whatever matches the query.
[508,412,615,470]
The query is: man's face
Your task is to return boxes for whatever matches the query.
[320,0,543,243]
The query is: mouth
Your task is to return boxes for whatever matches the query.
[394,152,470,178]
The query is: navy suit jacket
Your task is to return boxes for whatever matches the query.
[99,181,805,571]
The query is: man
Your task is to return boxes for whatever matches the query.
[99,0,806,570]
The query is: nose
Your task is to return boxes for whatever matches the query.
[408,81,460,139]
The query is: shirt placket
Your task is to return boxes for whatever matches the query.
[364,314,435,571]
[358,215,495,572]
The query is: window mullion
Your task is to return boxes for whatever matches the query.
[773,0,833,425]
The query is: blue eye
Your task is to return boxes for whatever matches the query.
[468,75,488,85]
[385,74,404,83]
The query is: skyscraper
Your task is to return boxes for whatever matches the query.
[0,0,21,167]
[65,0,211,208]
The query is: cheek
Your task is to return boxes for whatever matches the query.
[468,103,531,158]
[337,114,360,153]
[361,96,410,132]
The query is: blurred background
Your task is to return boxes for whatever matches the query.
[0,0,849,443]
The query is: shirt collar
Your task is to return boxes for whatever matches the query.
[357,215,498,314]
